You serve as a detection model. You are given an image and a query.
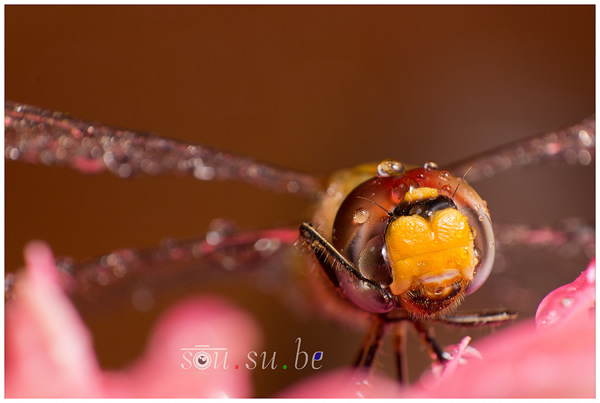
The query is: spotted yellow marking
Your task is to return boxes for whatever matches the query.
[402,187,439,203]
[385,208,476,295]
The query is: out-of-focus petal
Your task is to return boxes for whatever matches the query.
[102,296,261,398]
[5,241,102,397]
[6,241,261,398]
[278,368,403,398]
[7,241,595,398]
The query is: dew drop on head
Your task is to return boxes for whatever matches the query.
[353,207,370,224]
[377,159,405,177]
[424,161,438,170]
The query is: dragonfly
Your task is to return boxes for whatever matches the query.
[4,101,595,393]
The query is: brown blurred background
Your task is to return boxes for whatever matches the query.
[5,5,594,397]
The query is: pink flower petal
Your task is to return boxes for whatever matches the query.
[407,314,594,398]
[6,241,261,398]
[102,296,261,397]
[278,368,403,398]
[6,242,102,397]
[422,336,481,389]
[6,241,595,398]
[536,259,595,328]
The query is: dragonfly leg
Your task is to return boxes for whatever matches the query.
[436,309,518,327]
[352,315,387,372]
[298,222,394,309]
[392,321,409,386]
[411,320,449,364]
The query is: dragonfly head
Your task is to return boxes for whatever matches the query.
[331,161,495,317]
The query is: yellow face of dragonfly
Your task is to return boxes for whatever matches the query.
[385,187,477,316]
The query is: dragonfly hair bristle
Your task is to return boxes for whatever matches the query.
[452,166,473,201]
[356,196,393,216]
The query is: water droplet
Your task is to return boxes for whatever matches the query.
[205,231,222,246]
[254,238,281,255]
[561,297,574,308]
[7,147,20,160]
[424,161,438,170]
[565,149,578,164]
[118,163,132,178]
[194,165,215,180]
[540,310,558,325]
[206,218,236,245]
[578,150,592,165]
[353,207,369,224]
[106,253,122,266]
[221,256,237,271]
[96,272,110,286]
[578,130,592,146]
[377,159,405,177]
[254,238,270,251]
[441,185,452,195]
[287,181,300,193]
[440,170,451,181]
[141,159,159,175]
[392,178,414,202]
[112,264,127,278]
[132,287,154,312]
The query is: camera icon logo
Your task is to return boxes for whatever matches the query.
[193,351,212,370]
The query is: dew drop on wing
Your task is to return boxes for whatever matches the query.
[63,226,304,320]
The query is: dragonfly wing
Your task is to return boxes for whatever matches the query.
[5,102,324,199]
[445,117,595,182]
[6,226,306,316]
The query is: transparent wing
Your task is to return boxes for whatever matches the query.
[5,101,325,199]
[445,116,595,182]
[6,224,307,315]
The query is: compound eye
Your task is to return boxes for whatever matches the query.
[336,269,394,313]
[453,194,495,295]
[465,226,494,295]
